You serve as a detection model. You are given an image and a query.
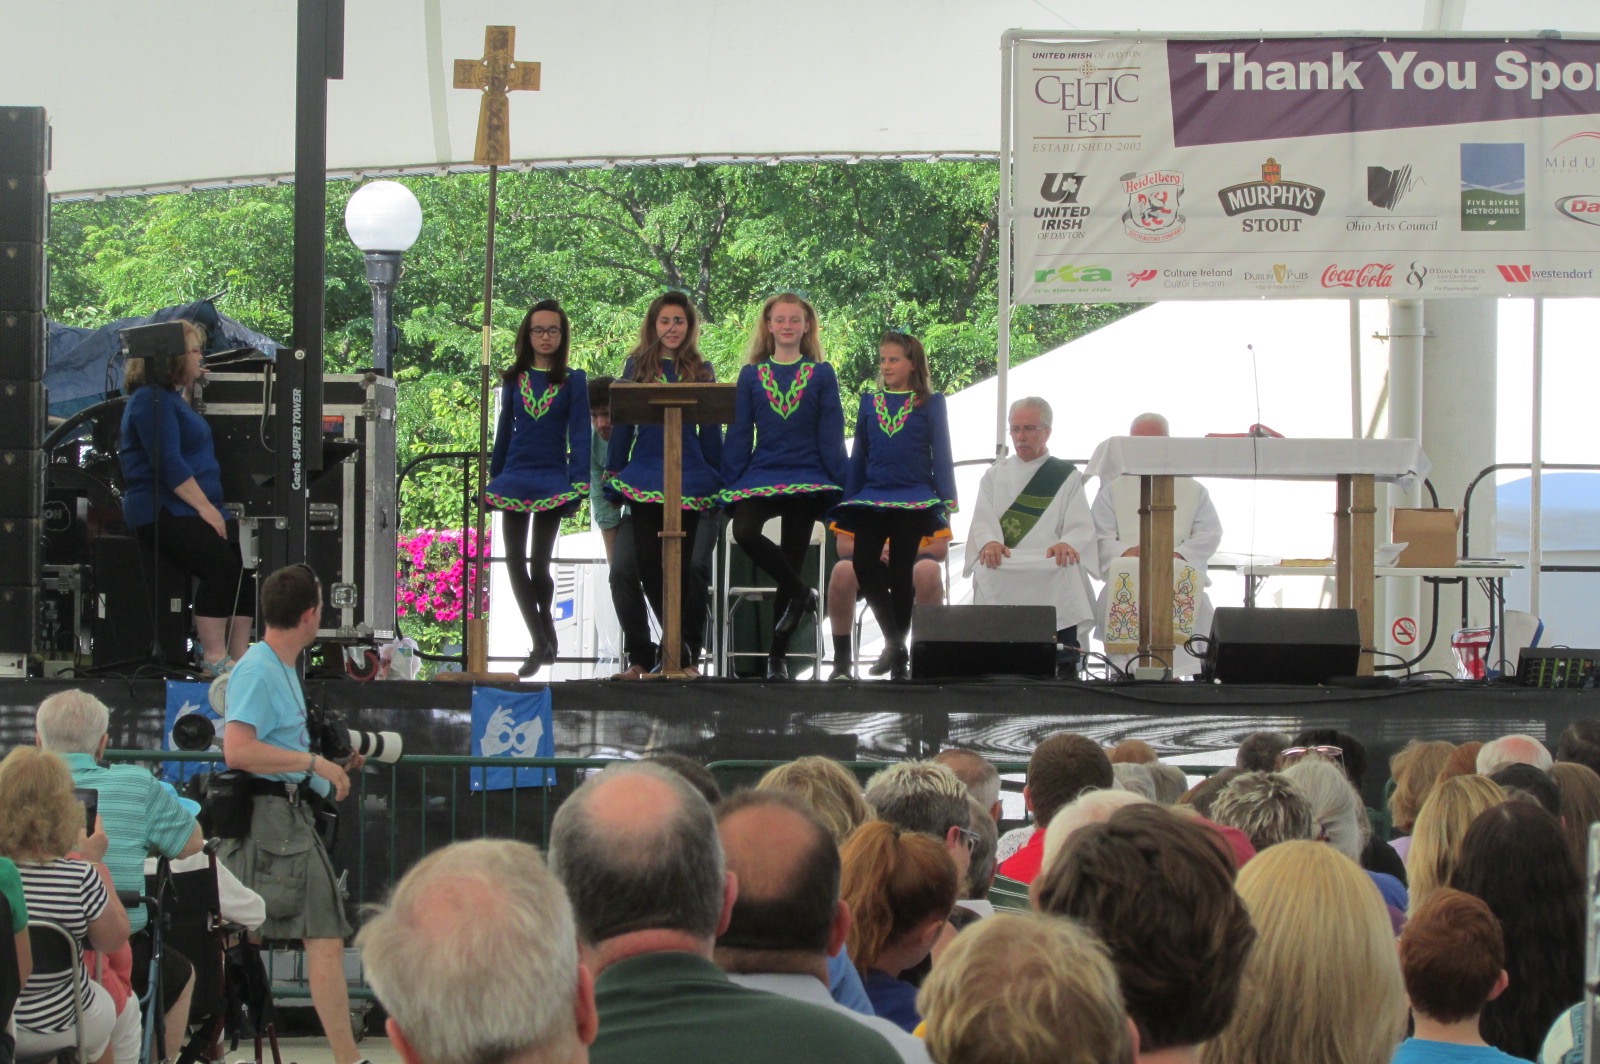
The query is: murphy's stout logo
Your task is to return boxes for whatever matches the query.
[1217,159,1326,233]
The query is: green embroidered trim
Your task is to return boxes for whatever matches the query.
[484,486,587,513]
[723,482,840,503]
[757,361,816,419]
[518,373,563,419]
[608,477,722,511]
[845,497,957,513]
[873,392,915,436]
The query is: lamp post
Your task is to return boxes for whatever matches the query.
[344,180,422,375]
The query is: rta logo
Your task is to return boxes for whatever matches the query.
[1127,269,1157,287]
[1033,264,1113,284]
[1040,173,1086,204]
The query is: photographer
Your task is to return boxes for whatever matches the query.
[219,564,369,1064]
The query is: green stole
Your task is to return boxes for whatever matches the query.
[998,456,1073,549]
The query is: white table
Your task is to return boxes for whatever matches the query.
[1086,437,1430,677]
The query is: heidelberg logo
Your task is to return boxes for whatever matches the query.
[1033,264,1113,285]
[1218,159,1326,232]
[1121,170,1186,242]
[1320,263,1394,289]
[1557,196,1600,226]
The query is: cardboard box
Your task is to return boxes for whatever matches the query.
[1392,508,1459,567]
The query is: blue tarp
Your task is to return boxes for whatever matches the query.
[1497,472,1600,553]
[46,301,281,417]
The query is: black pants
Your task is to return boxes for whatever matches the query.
[501,510,563,644]
[731,494,829,621]
[139,512,254,620]
[608,512,656,668]
[630,503,707,659]
[850,510,926,647]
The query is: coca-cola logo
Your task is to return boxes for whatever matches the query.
[1320,263,1394,289]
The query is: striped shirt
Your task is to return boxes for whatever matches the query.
[14,857,106,1033]
[62,752,197,933]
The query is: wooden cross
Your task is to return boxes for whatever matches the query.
[453,26,540,166]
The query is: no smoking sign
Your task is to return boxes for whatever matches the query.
[1392,617,1417,646]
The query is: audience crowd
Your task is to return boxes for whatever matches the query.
[5,699,1600,1064]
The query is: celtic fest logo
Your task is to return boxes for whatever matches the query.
[1121,170,1185,242]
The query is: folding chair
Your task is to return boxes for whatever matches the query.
[720,517,826,679]
[0,895,18,1064]
[15,920,86,1064]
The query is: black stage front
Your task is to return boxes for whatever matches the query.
[2,676,1594,810]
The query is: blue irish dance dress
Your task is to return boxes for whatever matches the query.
[483,368,590,517]
[605,357,724,509]
[835,390,958,533]
[721,357,847,508]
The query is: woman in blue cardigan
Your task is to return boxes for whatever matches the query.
[834,331,957,681]
[119,318,252,675]
[484,299,589,677]
[605,292,722,674]
[722,293,847,680]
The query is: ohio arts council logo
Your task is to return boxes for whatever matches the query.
[1121,170,1185,242]
[1368,164,1420,210]
[1217,159,1325,233]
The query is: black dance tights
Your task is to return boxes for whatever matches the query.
[503,510,562,644]
[731,494,829,620]
[850,510,925,646]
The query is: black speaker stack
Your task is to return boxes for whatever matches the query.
[0,106,51,665]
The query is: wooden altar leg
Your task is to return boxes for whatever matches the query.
[659,405,687,676]
[1335,473,1377,676]
[1137,474,1176,675]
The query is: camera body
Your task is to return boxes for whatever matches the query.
[307,699,402,765]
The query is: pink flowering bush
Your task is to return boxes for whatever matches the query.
[396,528,491,637]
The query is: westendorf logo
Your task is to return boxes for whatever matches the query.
[1498,264,1533,282]
[1320,263,1394,289]
[1127,269,1157,287]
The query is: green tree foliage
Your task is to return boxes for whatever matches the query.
[48,162,1134,651]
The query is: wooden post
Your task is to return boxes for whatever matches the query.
[659,403,688,675]
[1335,473,1378,675]
[1137,474,1177,673]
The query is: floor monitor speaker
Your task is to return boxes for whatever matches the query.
[910,604,1056,679]
[1206,607,1360,684]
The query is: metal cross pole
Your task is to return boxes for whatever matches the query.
[452,26,540,675]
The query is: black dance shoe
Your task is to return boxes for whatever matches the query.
[517,650,543,679]
[773,589,819,638]
[766,653,791,681]
[868,646,896,677]
[889,646,911,682]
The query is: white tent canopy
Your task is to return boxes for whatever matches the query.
[6,1,1597,198]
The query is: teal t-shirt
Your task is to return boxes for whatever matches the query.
[0,857,26,931]
[225,641,331,798]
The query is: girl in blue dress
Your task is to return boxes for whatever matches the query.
[723,293,848,680]
[605,292,722,673]
[835,331,957,680]
[484,299,589,677]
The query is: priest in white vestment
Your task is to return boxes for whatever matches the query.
[1090,412,1223,678]
[963,397,1096,675]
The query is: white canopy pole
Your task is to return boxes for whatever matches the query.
[995,34,1015,459]
[1530,298,1544,617]
[1349,299,1362,439]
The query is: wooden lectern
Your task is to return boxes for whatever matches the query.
[609,381,736,677]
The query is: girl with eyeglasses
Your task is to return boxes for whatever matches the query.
[833,331,956,680]
[604,292,723,676]
[721,293,848,680]
[484,299,590,678]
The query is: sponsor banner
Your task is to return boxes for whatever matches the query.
[1012,36,1600,303]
